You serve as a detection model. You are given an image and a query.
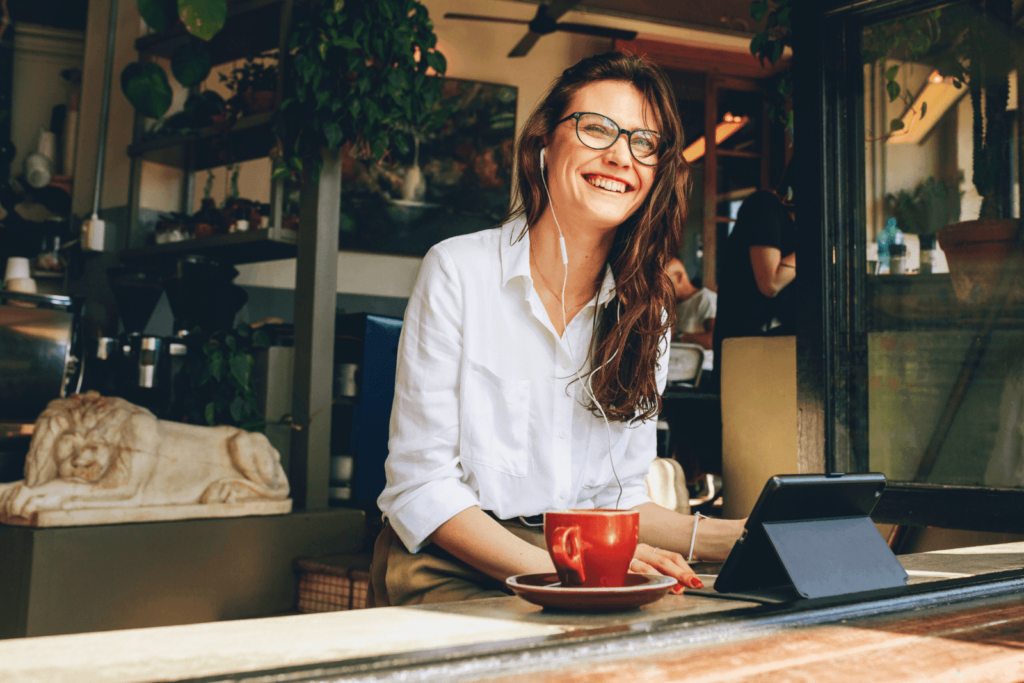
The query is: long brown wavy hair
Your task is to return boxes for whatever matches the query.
[506,51,692,423]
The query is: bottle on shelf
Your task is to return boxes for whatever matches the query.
[876,217,904,275]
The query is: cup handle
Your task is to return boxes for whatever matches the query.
[550,526,585,585]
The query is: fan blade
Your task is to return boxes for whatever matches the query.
[508,32,542,58]
[443,13,529,26]
[544,0,579,22]
[555,23,638,41]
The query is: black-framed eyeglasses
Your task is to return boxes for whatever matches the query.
[556,112,665,166]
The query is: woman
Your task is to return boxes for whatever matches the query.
[712,167,797,368]
[371,52,745,607]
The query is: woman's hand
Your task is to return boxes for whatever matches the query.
[629,542,704,594]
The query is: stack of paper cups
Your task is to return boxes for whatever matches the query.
[3,257,36,294]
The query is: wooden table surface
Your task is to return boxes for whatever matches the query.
[3,543,1024,683]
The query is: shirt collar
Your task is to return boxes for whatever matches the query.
[499,218,618,308]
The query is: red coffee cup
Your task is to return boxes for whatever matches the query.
[544,509,640,588]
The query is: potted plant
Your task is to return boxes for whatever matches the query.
[122,0,228,120]
[930,0,1019,303]
[221,55,279,115]
[273,0,450,182]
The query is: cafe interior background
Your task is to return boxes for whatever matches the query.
[1,0,1023,642]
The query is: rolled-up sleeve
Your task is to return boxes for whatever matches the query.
[377,245,479,552]
[590,327,672,511]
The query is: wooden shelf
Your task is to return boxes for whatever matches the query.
[135,0,288,66]
[129,111,276,171]
[120,228,297,266]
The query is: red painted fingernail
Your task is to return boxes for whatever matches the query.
[689,577,705,589]
[671,584,685,595]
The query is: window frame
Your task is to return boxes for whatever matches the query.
[797,0,1024,533]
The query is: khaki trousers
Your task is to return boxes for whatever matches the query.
[368,519,547,607]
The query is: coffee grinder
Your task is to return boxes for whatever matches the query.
[106,267,184,416]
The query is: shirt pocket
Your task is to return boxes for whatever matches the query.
[459,359,530,478]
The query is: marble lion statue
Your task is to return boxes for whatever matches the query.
[0,392,289,524]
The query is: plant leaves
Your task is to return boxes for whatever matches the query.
[225,334,237,352]
[890,118,905,132]
[886,80,900,102]
[171,41,212,87]
[252,330,270,347]
[750,0,769,22]
[140,0,179,33]
[178,0,228,42]
[120,62,173,119]
[204,402,217,425]
[230,353,251,388]
[209,350,225,381]
[920,101,927,120]
[885,65,899,81]
[230,395,245,422]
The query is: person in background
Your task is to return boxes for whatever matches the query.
[712,165,796,369]
[666,257,715,350]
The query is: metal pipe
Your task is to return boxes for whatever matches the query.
[91,0,118,219]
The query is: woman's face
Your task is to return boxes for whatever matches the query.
[544,80,660,233]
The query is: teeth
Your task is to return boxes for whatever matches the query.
[585,175,627,193]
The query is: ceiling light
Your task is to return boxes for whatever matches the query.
[682,116,749,162]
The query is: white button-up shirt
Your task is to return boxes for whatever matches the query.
[379,218,669,553]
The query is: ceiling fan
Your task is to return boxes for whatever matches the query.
[444,1,638,58]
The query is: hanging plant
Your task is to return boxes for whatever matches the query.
[273,0,449,181]
[748,1,941,140]
[121,0,228,120]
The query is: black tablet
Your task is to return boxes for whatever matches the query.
[712,473,908,601]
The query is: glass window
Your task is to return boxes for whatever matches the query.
[859,2,1024,487]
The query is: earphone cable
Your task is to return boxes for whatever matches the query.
[540,156,624,509]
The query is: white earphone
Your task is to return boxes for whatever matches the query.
[537,142,623,507]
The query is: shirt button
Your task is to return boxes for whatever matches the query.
[559,430,568,439]
[561,358,570,370]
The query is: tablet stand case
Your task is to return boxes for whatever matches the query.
[711,515,909,602]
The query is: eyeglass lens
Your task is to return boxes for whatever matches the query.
[575,113,660,163]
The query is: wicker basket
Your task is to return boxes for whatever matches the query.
[294,554,372,613]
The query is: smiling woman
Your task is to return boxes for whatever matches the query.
[371,52,746,609]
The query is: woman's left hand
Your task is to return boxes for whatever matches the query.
[629,543,704,594]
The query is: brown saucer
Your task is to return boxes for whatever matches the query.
[506,573,676,612]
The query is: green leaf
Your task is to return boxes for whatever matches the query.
[750,0,769,22]
[224,334,237,352]
[236,325,250,338]
[885,65,899,81]
[140,0,179,33]
[335,35,361,50]
[750,32,766,59]
[890,118,905,132]
[348,98,361,119]
[252,330,270,348]
[230,395,245,422]
[171,41,212,87]
[204,402,217,425]
[209,351,225,381]
[886,80,900,102]
[230,354,251,388]
[920,101,927,120]
[324,121,343,148]
[272,164,292,180]
[178,0,227,41]
[120,62,173,119]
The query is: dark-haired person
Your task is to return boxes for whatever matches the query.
[371,52,745,607]
[712,169,797,370]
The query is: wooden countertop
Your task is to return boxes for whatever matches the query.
[4,543,1024,683]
